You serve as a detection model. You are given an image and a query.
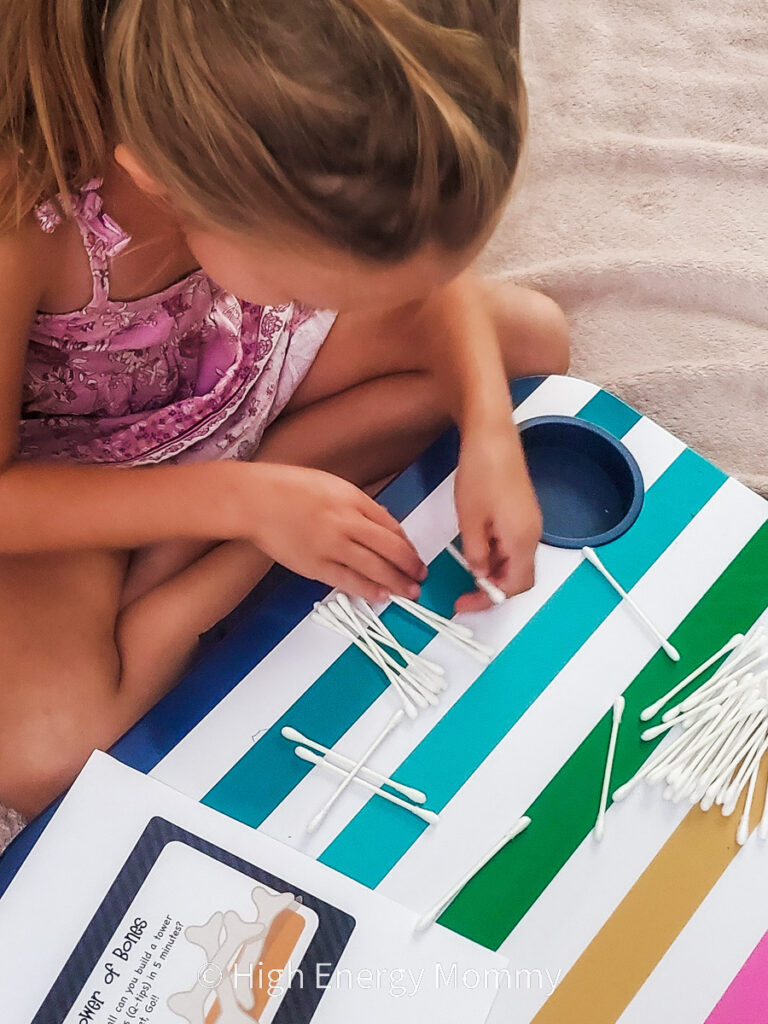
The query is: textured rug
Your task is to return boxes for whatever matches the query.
[479,0,768,497]
[2,0,766,860]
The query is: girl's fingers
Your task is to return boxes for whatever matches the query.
[328,565,389,606]
[454,589,492,614]
[360,496,424,550]
[345,542,421,599]
[491,528,536,596]
[459,519,491,579]
[353,518,426,582]
[359,494,407,534]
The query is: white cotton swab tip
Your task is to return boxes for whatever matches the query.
[294,747,439,825]
[640,634,744,722]
[445,542,507,606]
[280,725,428,804]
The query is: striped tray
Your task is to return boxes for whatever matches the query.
[5,375,768,1022]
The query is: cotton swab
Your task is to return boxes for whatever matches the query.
[758,764,768,840]
[680,700,755,802]
[354,599,446,678]
[330,596,436,695]
[314,601,425,714]
[594,696,625,841]
[582,547,680,661]
[640,635,744,721]
[675,634,767,716]
[281,726,427,804]
[700,705,766,810]
[445,542,507,606]
[390,595,474,640]
[346,598,446,695]
[614,651,768,810]
[641,690,738,741]
[661,701,742,795]
[720,717,768,812]
[635,709,721,790]
[307,710,405,833]
[294,748,438,825]
[311,607,418,718]
[737,744,766,845]
[612,715,707,801]
[711,708,767,806]
[326,601,436,709]
[671,639,766,719]
[389,595,494,662]
[413,816,531,933]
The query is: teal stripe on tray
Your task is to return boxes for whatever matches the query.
[574,389,644,438]
[202,392,644,831]
[318,446,726,886]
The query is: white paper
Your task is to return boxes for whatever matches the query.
[0,752,508,1024]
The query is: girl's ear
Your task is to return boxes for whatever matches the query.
[113,144,167,196]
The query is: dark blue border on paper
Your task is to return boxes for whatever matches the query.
[0,376,544,894]
[32,816,355,1024]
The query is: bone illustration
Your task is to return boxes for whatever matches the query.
[168,886,297,1024]
[234,887,297,1008]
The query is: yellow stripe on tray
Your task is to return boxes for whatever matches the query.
[533,759,768,1024]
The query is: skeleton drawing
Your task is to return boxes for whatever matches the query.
[168,885,296,1024]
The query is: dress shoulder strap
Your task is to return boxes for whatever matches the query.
[34,177,132,308]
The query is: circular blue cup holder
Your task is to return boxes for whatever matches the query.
[518,415,645,549]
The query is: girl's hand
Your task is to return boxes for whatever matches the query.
[453,425,542,613]
[239,463,427,603]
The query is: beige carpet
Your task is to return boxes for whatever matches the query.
[1,1,766,859]
[478,0,768,497]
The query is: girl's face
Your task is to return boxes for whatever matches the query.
[181,219,477,314]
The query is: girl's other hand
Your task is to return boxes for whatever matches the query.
[239,463,427,603]
[453,426,543,613]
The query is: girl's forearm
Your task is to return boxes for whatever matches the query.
[419,272,515,437]
[0,459,244,554]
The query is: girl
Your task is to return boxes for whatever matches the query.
[0,0,568,820]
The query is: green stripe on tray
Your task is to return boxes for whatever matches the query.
[318,448,725,886]
[202,388,635,827]
[439,520,768,950]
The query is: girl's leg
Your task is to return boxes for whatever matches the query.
[0,373,446,818]
[0,279,568,817]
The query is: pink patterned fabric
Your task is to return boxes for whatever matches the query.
[20,179,336,465]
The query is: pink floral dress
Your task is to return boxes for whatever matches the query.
[20,178,336,465]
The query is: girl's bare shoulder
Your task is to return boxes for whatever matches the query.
[0,165,53,312]
[0,210,50,318]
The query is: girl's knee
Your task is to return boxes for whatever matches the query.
[491,283,571,379]
[0,660,122,819]
[529,293,571,375]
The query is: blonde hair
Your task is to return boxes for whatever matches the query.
[1,0,527,260]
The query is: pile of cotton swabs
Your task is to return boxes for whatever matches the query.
[615,624,768,844]
[311,593,493,719]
